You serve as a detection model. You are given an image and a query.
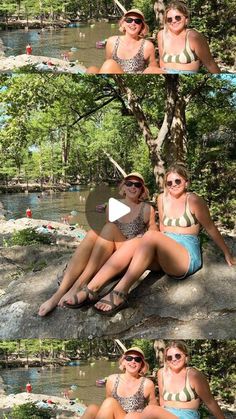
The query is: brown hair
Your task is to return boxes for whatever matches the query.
[164,163,190,191]
[164,1,190,23]
[119,13,149,37]
[119,350,149,375]
[164,340,189,365]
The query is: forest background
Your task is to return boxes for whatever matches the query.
[0,0,235,67]
[0,339,235,405]
[0,73,235,229]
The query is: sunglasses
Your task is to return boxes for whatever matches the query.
[125,180,143,188]
[166,178,182,187]
[125,355,143,363]
[166,353,182,361]
[167,15,182,23]
[125,17,143,25]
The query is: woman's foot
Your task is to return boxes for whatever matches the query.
[38,295,60,317]
[63,286,99,309]
[94,289,128,315]
[58,287,80,307]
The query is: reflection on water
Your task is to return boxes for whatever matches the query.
[0,186,117,231]
[0,360,119,405]
[0,22,119,67]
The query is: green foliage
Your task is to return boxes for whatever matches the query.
[10,402,51,419]
[6,228,52,246]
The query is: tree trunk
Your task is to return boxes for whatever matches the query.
[153,0,165,28]
[114,76,165,189]
[160,75,187,166]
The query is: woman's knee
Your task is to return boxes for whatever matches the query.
[140,405,162,418]
[100,396,118,409]
[99,59,123,74]
[142,230,162,244]
[86,66,100,74]
[81,403,99,418]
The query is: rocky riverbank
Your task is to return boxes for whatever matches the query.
[0,217,86,247]
[0,230,235,339]
[0,391,86,418]
[0,53,86,73]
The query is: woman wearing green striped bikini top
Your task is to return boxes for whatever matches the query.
[157,1,221,74]
[134,341,225,419]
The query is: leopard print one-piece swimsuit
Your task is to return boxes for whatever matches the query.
[111,374,147,412]
[111,37,147,73]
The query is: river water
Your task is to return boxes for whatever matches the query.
[0,186,118,230]
[0,22,119,68]
[0,359,119,405]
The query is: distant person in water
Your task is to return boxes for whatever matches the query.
[26,43,32,55]
[87,9,162,74]
[145,1,221,74]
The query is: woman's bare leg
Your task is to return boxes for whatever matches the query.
[81,404,100,419]
[62,223,126,305]
[95,231,189,312]
[86,66,100,73]
[38,230,98,316]
[96,397,126,419]
[99,59,124,74]
[68,237,141,306]
[140,405,178,419]
[143,66,165,74]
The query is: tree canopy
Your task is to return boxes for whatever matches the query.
[1,73,235,227]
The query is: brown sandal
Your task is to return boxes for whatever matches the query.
[93,290,128,316]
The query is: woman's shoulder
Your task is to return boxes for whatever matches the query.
[188,366,203,380]
[106,36,119,45]
[107,373,119,383]
[188,29,205,43]
[188,192,206,206]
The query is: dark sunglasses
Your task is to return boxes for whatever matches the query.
[167,15,182,23]
[125,355,143,363]
[166,353,182,361]
[166,178,183,187]
[125,180,143,188]
[125,17,143,25]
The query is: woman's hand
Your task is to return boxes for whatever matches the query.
[224,252,236,266]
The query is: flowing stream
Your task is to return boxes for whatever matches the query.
[0,359,119,406]
[0,22,119,68]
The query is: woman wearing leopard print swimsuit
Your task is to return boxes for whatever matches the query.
[87,9,162,74]
[38,172,157,316]
[81,347,157,419]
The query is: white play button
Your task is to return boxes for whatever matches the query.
[108,198,130,222]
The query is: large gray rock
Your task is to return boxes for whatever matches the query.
[0,236,235,339]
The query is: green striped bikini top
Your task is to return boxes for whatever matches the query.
[162,193,198,227]
[162,29,199,64]
[162,368,199,402]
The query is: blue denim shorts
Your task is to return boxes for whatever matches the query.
[164,407,200,419]
[163,232,202,278]
[163,68,198,74]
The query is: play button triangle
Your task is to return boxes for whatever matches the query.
[108,198,130,222]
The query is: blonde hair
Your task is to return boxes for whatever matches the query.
[164,340,189,366]
[119,352,149,375]
[164,1,190,23]
[119,14,149,37]
[164,163,190,192]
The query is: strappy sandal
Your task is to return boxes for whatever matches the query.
[63,286,99,309]
[93,290,128,316]
[63,277,122,310]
